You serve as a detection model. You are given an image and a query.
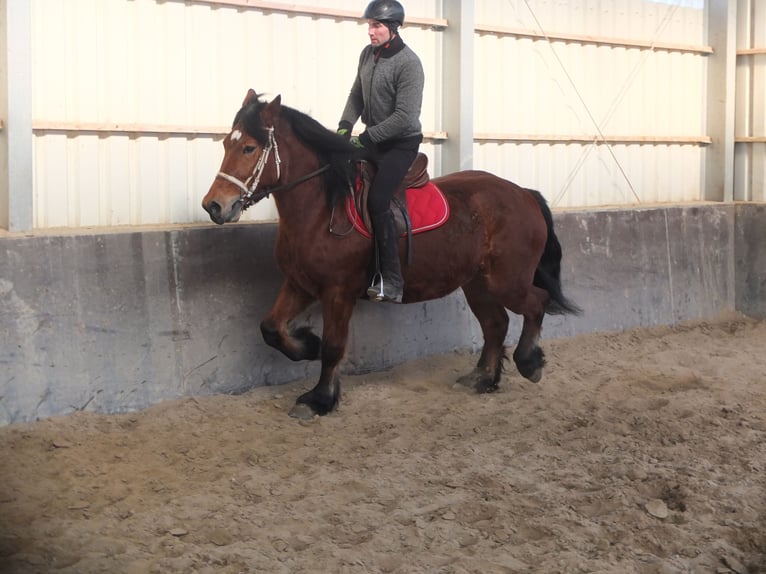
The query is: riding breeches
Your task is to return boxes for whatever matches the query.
[367,146,419,216]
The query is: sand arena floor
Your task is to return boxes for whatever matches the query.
[1,314,765,573]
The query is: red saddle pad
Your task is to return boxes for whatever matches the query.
[345,181,450,238]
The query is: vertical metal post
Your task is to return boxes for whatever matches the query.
[734,0,751,201]
[441,0,474,174]
[704,0,737,202]
[749,0,766,201]
[0,0,33,231]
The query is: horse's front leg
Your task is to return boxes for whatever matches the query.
[260,279,320,361]
[290,288,357,419]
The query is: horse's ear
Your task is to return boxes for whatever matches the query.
[261,95,282,126]
[242,89,257,107]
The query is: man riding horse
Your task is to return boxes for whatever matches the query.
[337,0,424,303]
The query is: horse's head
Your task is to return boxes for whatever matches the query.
[202,89,283,224]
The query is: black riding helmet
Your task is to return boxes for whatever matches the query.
[363,0,405,34]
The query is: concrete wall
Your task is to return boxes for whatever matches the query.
[735,203,766,318]
[1,203,763,425]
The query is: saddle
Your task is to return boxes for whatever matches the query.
[348,153,449,263]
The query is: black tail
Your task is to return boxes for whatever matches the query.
[529,189,582,316]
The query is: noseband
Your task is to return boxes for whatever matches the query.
[215,126,330,208]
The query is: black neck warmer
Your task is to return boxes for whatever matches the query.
[373,34,405,61]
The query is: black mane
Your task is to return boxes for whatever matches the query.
[234,96,359,208]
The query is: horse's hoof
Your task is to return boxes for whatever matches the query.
[475,379,499,394]
[456,368,483,387]
[288,403,317,420]
[525,368,543,383]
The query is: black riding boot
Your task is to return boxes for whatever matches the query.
[368,210,404,303]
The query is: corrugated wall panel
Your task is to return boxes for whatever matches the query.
[734,0,766,202]
[473,0,707,208]
[473,142,702,207]
[31,0,443,228]
[475,0,704,44]
[30,0,723,228]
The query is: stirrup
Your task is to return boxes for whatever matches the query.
[367,272,402,303]
[367,271,386,302]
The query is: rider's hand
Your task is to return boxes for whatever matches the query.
[355,131,373,149]
[337,121,353,140]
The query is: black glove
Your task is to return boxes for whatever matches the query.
[357,131,374,148]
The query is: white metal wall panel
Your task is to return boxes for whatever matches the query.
[734,0,766,202]
[473,141,703,206]
[28,1,737,227]
[31,0,442,227]
[473,0,707,208]
[474,40,705,136]
[475,0,705,44]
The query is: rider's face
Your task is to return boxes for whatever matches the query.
[367,19,392,46]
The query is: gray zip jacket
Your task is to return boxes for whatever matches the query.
[339,36,424,145]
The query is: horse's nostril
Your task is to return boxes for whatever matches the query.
[208,201,221,217]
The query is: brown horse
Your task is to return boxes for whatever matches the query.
[202,89,579,419]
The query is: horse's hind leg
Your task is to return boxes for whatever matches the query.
[458,278,509,393]
[509,286,549,383]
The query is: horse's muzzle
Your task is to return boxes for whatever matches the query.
[202,197,243,225]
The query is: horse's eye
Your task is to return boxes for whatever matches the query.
[243,145,257,154]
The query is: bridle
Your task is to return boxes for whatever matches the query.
[215,126,329,208]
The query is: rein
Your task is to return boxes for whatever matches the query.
[215,126,331,208]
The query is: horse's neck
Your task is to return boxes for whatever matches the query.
[271,139,328,225]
